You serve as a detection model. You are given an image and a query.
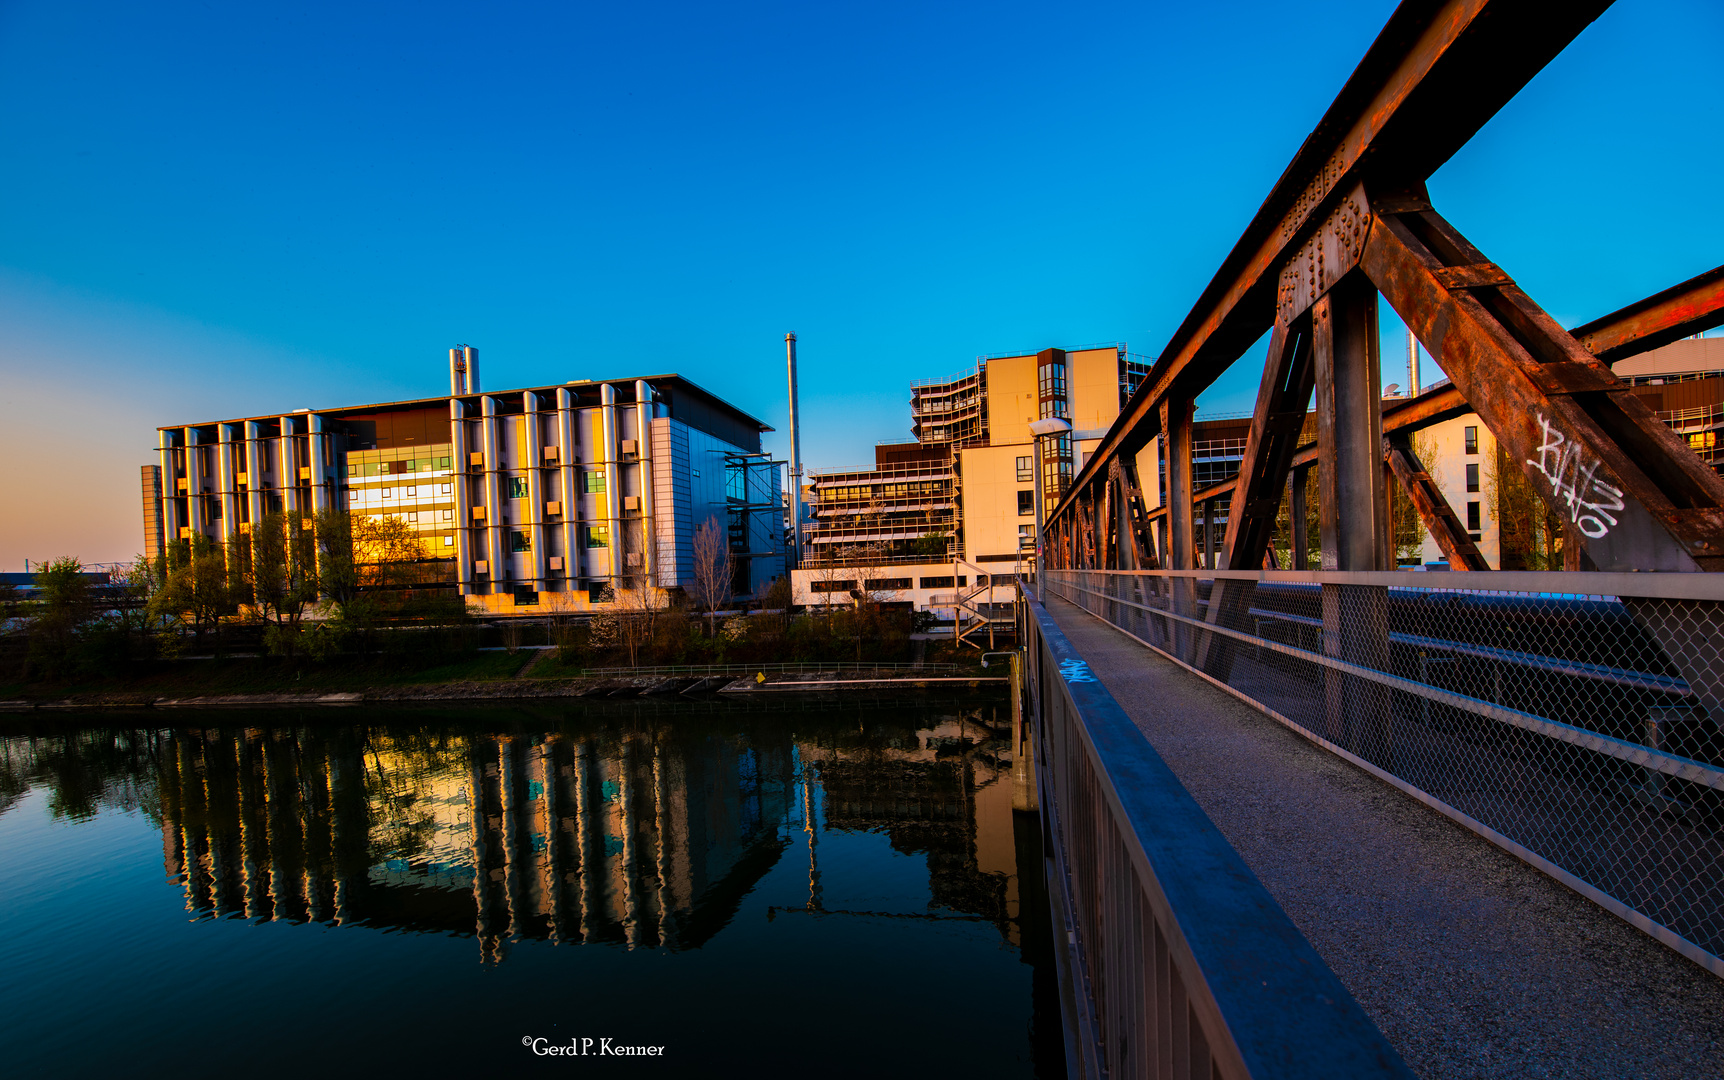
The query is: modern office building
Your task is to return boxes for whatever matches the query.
[143,352,783,614]
[792,344,1151,621]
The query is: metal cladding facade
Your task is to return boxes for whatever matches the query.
[145,373,781,613]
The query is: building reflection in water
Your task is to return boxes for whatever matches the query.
[120,702,1039,963]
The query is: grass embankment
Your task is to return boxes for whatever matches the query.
[0,651,531,701]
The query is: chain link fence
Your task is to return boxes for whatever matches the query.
[1046,568,1724,977]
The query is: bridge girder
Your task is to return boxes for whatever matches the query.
[1044,0,1724,577]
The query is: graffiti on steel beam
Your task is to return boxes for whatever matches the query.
[1058,658,1096,684]
[1526,413,1627,539]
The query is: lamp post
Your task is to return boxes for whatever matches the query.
[1027,416,1073,601]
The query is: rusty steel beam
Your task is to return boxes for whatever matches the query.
[1048,0,1612,535]
[1143,477,1237,525]
[1384,431,1489,569]
[1281,263,1724,470]
[1572,263,1724,364]
[1217,318,1317,571]
[1363,200,1724,571]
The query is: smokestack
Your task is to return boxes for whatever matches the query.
[1406,327,1421,396]
[786,332,804,568]
[448,344,481,394]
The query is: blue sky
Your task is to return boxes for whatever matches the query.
[2,0,1720,565]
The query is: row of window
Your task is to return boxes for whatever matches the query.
[348,457,453,476]
[820,481,950,503]
[350,483,455,500]
[807,574,992,593]
[507,474,609,497]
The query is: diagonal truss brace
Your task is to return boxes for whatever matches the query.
[1361,193,1724,572]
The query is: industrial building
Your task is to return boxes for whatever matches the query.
[142,349,783,614]
[792,344,1152,624]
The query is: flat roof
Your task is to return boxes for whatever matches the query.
[157,373,774,434]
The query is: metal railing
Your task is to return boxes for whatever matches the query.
[1046,567,1724,978]
[1020,583,1411,1079]
[549,661,972,678]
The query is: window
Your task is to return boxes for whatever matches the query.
[442,535,454,547]
[1465,464,1480,493]
[377,463,391,475]
[1020,524,1034,547]
[1466,501,1482,531]
[513,587,539,606]
[442,509,453,521]
[508,476,529,499]
[584,471,607,494]
[1016,456,1033,482]
[347,464,358,476]
[381,487,393,498]
[406,485,416,497]
[584,525,610,548]
[1464,426,1479,455]
[1689,431,1717,451]
[438,456,451,468]
[863,578,912,591]
[348,490,358,502]
[441,484,452,494]
[810,580,857,593]
[408,512,419,523]
[919,576,955,589]
[511,530,531,552]
[1017,490,1035,515]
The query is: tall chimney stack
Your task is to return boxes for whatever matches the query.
[448,344,481,395]
[786,332,804,569]
[1406,327,1421,397]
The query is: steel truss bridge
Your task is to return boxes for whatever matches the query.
[1018,2,1724,1077]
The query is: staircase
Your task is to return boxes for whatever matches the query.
[952,558,1012,650]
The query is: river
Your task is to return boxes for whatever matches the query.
[0,696,1062,1078]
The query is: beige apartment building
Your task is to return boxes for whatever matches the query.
[792,344,1151,623]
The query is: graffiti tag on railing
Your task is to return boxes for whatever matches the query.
[1059,659,1096,683]
[1526,414,1626,539]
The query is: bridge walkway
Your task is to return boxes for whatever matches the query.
[1042,593,1724,1079]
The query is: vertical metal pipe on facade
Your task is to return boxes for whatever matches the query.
[786,332,804,570]
[243,421,266,529]
[635,379,656,585]
[159,430,180,547]
[600,383,622,582]
[184,427,205,539]
[464,345,480,394]
[450,399,473,595]
[556,388,580,593]
[217,424,239,551]
[307,413,329,515]
[481,395,505,594]
[276,417,299,517]
[524,392,548,591]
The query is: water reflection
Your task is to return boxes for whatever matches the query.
[1,702,1042,962]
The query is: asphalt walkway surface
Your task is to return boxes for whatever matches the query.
[1044,594,1724,1080]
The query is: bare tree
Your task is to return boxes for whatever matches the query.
[690,515,735,637]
